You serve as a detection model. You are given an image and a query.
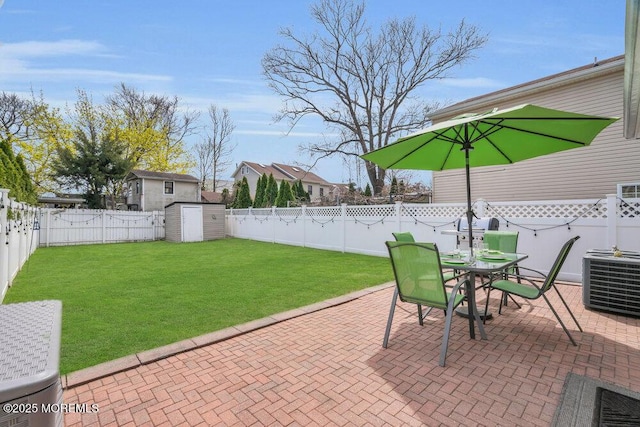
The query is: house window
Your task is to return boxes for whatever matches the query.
[135,181,140,194]
[241,166,249,175]
[320,187,324,197]
[618,183,640,199]
[307,185,313,196]
[164,181,174,195]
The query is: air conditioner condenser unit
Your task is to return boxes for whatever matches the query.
[583,250,640,317]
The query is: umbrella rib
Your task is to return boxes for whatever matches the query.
[383,131,455,168]
[480,120,590,146]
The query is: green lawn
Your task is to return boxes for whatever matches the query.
[5,238,392,374]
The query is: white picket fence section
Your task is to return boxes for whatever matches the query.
[226,194,640,283]
[38,209,165,247]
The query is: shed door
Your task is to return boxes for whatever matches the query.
[181,205,203,242]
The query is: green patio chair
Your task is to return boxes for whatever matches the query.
[392,232,415,242]
[483,236,583,345]
[383,241,470,366]
[392,232,460,284]
[483,230,519,254]
[482,231,522,311]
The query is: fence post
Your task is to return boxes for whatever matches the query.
[395,201,402,231]
[341,203,347,253]
[476,199,487,217]
[272,206,277,243]
[102,210,106,244]
[302,205,307,248]
[45,209,51,247]
[0,189,9,300]
[606,194,618,247]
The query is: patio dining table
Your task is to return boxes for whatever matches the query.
[440,251,529,340]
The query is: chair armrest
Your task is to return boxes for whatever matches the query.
[450,278,469,295]
[495,273,543,291]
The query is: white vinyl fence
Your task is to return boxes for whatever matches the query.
[0,189,39,301]
[2,188,638,300]
[226,194,640,283]
[38,209,165,247]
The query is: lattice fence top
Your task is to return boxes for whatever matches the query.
[485,200,607,219]
[251,208,272,216]
[346,205,395,217]
[275,207,302,217]
[223,198,635,220]
[619,199,640,219]
[307,207,341,217]
[402,203,466,218]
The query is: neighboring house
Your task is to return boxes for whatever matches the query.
[429,55,639,203]
[201,179,235,193]
[125,169,200,211]
[201,191,223,203]
[38,194,86,209]
[231,161,332,202]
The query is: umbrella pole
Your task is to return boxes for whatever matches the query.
[464,138,474,257]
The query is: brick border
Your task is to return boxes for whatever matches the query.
[63,282,395,389]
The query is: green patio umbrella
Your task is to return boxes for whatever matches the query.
[361,104,618,254]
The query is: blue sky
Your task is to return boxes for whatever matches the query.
[0,0,624,186]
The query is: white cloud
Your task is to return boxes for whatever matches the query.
[181,92,283,115]
[0,39,171,86]
[0,39,108,57]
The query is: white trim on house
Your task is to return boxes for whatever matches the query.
[625,0,640,138]
[618,182,640,199]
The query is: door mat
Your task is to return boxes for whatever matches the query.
[552,373,640,426]
[595,388,640,425]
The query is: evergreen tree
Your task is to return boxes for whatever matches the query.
[0,138,36,203]
[363,183,372,197]
[293,179,310,203]
[265,173,278,207]
[398,179,406,194]
[52,130,132,209]
[390,177,398,195]
[231,181,241,208]
[275,179,294,207]
[221,188,232,207]
[253,173,267,208]
[235,176,252,208]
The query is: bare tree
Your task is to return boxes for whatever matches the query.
[205,105,236,192]
[0,92,32,141]
[105,83,200,172]
[194,139,214,191]
[262,0,487,194]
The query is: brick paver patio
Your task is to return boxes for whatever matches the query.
[62,282,640,426]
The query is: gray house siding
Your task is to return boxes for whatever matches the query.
[431,59,635,202]
[142,180,199,212]
[126,172,200,212]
